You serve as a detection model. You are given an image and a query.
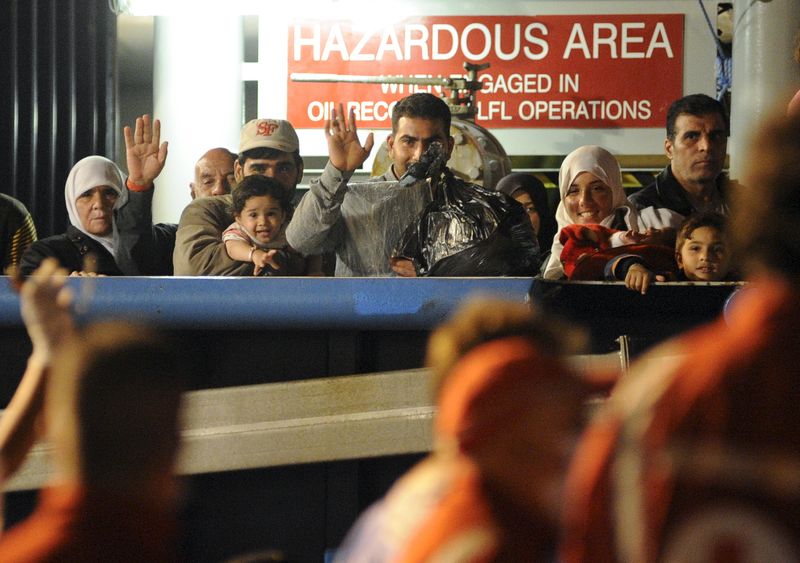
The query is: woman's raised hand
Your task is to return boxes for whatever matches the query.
[124,114,168,187]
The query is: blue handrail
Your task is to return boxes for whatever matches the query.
[0,276,533,330]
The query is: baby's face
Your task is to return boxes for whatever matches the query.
[676,226,730,281]
[237,195,286,244]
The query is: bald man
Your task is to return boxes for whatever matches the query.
[189,148,237,199]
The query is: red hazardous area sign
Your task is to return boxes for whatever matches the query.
[287,14,683,129]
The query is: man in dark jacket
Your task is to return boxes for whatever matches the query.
[630,94,731,226]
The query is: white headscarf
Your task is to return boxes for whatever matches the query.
[543,145,640,279]
[64,156,124,258]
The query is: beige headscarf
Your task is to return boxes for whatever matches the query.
[543,146,640,279]
[64,156,124,258]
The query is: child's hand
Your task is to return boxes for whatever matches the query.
[624,263,665,295]
[252,248,279,276]
[390,257,417,277]
[639,227,676,247]
[619,230,645,245]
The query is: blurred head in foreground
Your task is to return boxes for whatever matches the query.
[730,109,800,282]
[47,322,186,495]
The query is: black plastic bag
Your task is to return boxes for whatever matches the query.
[394,169,540,276]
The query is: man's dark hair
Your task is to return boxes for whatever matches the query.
[238,147,303,170]
[666,94,729,140]
[231,174,293,216]
[391,93,451,137]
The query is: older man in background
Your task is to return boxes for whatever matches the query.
[189,148,237,199]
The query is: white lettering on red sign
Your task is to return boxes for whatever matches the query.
[562,21,674,59]
[287,14,683,129]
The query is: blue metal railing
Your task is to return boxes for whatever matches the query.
[0,276,533,330]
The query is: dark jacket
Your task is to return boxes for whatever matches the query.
[20,182,176,276]
[114,185,176,276]
[19,225,122,276]
[0,193,37,272]
[629,165,730,218]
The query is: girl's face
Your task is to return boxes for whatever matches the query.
[676,226,730,281]
[564,172,614,224]
[512,190,541,236]
[75,185,118,236]
[236,195,286,244]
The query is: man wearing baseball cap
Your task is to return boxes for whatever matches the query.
[173,118,309,276]
[233,118,303,197]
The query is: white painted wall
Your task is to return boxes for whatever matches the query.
[152,15,243,223]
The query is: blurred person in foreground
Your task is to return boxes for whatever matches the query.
[0,259,187,562]
[334,299,599,562]
[788,31,800,116]
[0,260,75,509]
[561,110,800,562]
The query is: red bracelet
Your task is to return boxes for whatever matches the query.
[126,178,153,192]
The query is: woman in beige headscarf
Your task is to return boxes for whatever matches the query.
[20,114,172,276]
[543,145,680,281]
[20,156,124,276]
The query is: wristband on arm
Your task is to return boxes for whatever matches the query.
[126,178,153,192]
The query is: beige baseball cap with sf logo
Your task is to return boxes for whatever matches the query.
[239,119,299,154]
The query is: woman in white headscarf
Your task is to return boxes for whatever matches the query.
[542,145,680,280]
[20,156,125,276]
[20,114,173,276]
